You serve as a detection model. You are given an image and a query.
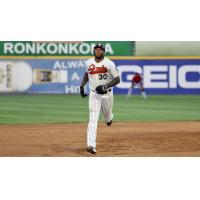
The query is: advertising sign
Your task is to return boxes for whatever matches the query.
[114,58,200,94]
[0,41,134,56]
[0,59,87,94]
[0,58,199,94]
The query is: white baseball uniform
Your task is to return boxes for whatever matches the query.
[85,57,119,149]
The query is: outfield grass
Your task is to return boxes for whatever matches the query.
[0,94,199,124]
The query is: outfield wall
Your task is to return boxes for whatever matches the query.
[0,57,200,94]
[135,42,200,56]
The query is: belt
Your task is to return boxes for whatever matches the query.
[91,89,111,94]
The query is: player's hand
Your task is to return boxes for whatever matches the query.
[95,85,107,94]
[80,86,87,98]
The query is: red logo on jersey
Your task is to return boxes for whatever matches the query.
[88,64,108,75]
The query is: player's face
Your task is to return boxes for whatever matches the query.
[94,48,104,58]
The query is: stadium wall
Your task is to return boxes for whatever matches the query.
[0,57,200,95]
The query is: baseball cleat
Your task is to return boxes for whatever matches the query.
[106,120,112,126]
[87,146,97,154]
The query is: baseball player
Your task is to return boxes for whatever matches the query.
[126,73,147,99]
[80,43,120,154]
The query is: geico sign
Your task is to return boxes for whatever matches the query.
[117,65,200,89]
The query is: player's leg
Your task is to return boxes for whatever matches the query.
[140,83,147,99]
[101,92,113,126]
[126,83,134,98]
[87,92,101,151]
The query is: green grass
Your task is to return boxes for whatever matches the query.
[0,94,200,124]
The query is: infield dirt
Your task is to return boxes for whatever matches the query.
[0,121,200,156]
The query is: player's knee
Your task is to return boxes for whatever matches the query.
[89,120,98,126]
[89,114,98,123]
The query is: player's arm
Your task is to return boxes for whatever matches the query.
[106,61,120,88]
[105,76,120,88]
[80,72,88,98]
[80,72,89,88]
[96,76,120,94]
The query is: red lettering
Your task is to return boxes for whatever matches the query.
[88,65,108,75]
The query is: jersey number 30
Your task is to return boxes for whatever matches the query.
[99,74,107,80]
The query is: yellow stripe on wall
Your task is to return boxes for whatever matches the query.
[1,56,200,60]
